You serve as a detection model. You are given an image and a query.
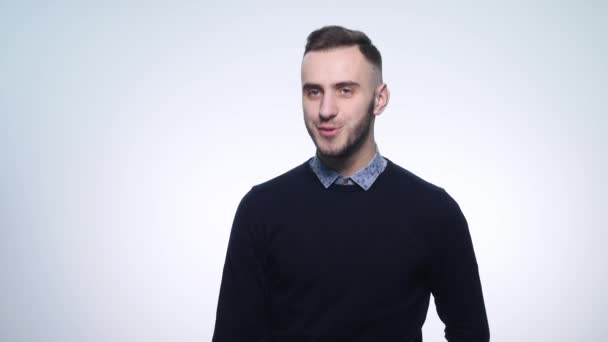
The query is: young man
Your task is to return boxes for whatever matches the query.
[212,26,490,342]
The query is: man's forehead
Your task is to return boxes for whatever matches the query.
[301,46,375,83]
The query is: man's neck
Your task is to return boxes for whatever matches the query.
[317,140,378,177]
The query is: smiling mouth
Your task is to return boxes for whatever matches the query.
[318,126,340,138]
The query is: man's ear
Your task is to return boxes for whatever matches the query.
[373,83,390,116]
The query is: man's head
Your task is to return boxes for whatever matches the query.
[301,25,389,161]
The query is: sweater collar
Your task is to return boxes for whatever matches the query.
[308,146,387,191]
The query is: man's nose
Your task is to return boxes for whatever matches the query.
[319,94,338,120]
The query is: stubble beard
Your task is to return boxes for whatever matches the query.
[306,98,375,160]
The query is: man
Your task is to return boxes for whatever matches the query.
[212,25,489,341]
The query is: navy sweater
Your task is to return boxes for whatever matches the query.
[213,158,489,342]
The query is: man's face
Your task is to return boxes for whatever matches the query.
[301,46,380,159]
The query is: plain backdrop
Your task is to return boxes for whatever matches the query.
[1,1,606,341]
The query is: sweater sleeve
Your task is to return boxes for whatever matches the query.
[212,187,271,342]
[427,190,490,342]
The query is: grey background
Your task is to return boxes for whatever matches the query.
[1,1,606,341]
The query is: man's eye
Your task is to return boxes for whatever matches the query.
[308,89,321,96]
[339,88,353,95]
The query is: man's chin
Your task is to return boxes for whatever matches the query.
[316,145,347,159]
[313,135,352,159]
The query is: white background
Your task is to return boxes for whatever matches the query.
[1,1,606,341]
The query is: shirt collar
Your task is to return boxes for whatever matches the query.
[308,146,388,191]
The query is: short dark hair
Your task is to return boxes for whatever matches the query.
[304,25,382,72]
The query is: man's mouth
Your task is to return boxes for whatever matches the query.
[318,126,340,138]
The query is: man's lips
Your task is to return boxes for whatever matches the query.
[318,126,340,137]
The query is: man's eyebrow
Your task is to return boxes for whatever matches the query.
[334,81,360,88]
[302,83,322,91]
[302,81,361,91]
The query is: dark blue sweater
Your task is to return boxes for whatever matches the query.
[213,158,489,341]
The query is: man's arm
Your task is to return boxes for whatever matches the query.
[427,190,490,342]
[212,187,271,341]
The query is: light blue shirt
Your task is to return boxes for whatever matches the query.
[308,147,388,191]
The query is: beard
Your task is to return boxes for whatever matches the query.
[306,98,375,159]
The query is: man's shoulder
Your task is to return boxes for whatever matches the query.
[246,159,313,198]
[386,157,465,216]
[384,157,445,195]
